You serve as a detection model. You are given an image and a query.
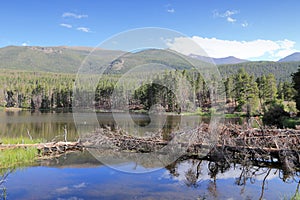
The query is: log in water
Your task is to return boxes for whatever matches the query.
[0,141,84,156]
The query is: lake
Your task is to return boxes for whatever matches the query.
[0,112,299,199]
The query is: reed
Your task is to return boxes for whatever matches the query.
[0,147,38,169]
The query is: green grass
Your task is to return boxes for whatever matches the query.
[0,137,42,145]
[0,147,38,169]
[282,117,300,129]
[181,112,246,118]
[224,113,247,118]
[292,193,300,200]
[0,137,42,169]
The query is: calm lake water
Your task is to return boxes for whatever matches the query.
[0,111,243,141]
[0,111,299,199]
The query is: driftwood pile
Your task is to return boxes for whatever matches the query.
[210,124,300,171]
[82,127,168,153]
[81,124,300,169]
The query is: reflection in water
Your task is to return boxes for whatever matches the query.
[0,111,244,142]
[0,150,299,200]
[1,112,268,199]
[0,169,10,200]
[164,157,300,200]
[0,111,78,141]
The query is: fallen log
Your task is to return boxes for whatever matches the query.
[0,141,84,156]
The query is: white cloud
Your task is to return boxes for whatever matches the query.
[213,10,238,19]
[227,17,236,23]
[62,12,88,19]
[60,23,72,28]
[22,42,29,46]
[167,8,175,13]
[77,27,90,33]
[241,21,249,28]
[165,4,175,13]
[223,10,238,17]
[165,36,299,61]
[56,186,69,193]
[214,10,250,25]
[73,182,86,189]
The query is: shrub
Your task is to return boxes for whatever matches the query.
[262,103,289,128]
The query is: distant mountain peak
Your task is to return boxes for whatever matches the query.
[189,54,248,65]
[278,52,300,62]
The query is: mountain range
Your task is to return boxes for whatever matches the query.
[0,45,300,82]
[278,52,300,62]
[190,52,300,64]
[189,54,249,65]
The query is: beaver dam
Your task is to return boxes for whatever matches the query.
[78,124,299,170]
[1,124,300,170]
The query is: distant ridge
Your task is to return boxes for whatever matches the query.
[0,45,123,73]
[278,52,300,62]
[189,54,248,65]
[0,45,300,82]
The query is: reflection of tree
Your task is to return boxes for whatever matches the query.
[0,169,11,200]
[292,181,300,200]
[258,168,271,200]
[233,165,273,199]
[233,163,300,200]
[208,160,231,178]
[166,155,300,200]
[279,160,299,183]
[207,180,217,199]
[166,159,203,188]
[165,162,179,177]
[0,112,78,142]
[185,168,199,187]
[184,160,202,188]
[207,160,230,199]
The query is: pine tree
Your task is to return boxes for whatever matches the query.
[234,68,259,115]
[292,66,300,111]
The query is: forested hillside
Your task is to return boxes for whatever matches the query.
[1,46,299,82]
[0,46,299,114]
[218,61,300,82]
[0,46,123,73]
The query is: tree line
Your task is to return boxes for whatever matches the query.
[0,70,74,110]
[0,68,298,115]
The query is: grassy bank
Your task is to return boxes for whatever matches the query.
[0,137,42,169]
[0,147,38,169]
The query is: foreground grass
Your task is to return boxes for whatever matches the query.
[0,137,42,145]
[0,137,42,169]
[0,148,38,169]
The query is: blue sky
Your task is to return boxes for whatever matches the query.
[1,0,300,60]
